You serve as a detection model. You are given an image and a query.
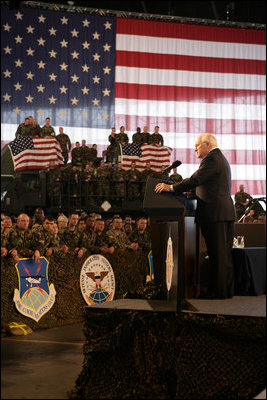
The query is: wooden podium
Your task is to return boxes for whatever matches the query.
[143,177,199,311]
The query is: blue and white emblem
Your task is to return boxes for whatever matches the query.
[13,257,56,322]
[80,254,115,305]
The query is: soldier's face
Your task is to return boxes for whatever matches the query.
[137,219,147,231]
[69,215,79,227]
[58,220,68,229]
[43,220,54,231]
[113,219,123,230]
[95,221,104,233]
[17,217,29,230]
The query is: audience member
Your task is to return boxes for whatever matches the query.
[59,212,85,258]
[129,217,151,253]
[55,127,71,164]
[242,209,256,223]
[15,117,31,138]
[106,216,138,251]
[132,127,143,144]
[127,161,141,201]
[117,126,129,145]
[41,117,55,137]
[71,142,83,167]
[234,184,253,221]
[168,167,183,184]
[106,127,118,164]
[93,219,115,255]
[149,126,164,146]
[141,126,150,144]
[31,215,59,261]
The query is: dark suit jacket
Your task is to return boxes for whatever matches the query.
[173,148,236,223]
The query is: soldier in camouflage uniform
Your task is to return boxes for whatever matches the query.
[5,214,37,263]
[31,216,59,260]
[59,213,86,258]
[113,162,127,205]
[234,184,253,221]
[106,216,138,251]
[141,126,150,144]
[15,117,32,137]
[69,165,81,205]
[106,127,119,164]
[96,161,110,204]
[149,126,164,146]
[81,215,97,254]
[80,140,91,168]
[1,219,8,258]
[117,126,129,145]
[45,161,62,206]
[132,127,143,144]
[129,217,151,254]
[81,162,96,207]
[93,219,115,255]
[168,167,183,184]
[71,142,83,168]
[40,117,56,137]
[55,127,71,164]
[140,161,155,200]
[29,119,42,137]
[156,165,169,181]
[126,161,141,201]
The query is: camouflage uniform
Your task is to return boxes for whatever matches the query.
[71,147,83,168]
[169,172,183,184]
[15,123,32,138]
[113,167,127,201]
[106,134,118,163]
[31,225,59,256]
[116,133,129,145]
[45,167,62,206]
[41,124,56,137]
[59,227,86,255]
[96,166,110,202]
[129,229,151,254]
[94,231,113,253]
[88,147,98,166]
[106,228,131,249]
[149,133,164,146]
[140,168,155,199]
[81,165,97,207]
[81,229,97,255]
[234,191,253,220]
[55,133,71,164]
[141,131,150,144]
[156,170,169,181]
[127,168,141,201]
[69,168,81,201]
[80,145,91,167]
[30,124,42,137]
[132,132,143,144]
[5,226,34,258]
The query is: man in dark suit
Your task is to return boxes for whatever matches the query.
[155,133,236,299]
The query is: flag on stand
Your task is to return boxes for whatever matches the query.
[9,136,63,171]
[120,143,172,172]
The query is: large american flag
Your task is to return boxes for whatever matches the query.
[120,143,172,172]
[9,136,63,170]
[1,4,265,197]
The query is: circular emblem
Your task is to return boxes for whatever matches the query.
[80,255,115,306]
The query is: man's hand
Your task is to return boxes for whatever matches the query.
[154,183,172,193]
[129,242,138,251]
[77,249,83,259]
[34,250,41,264]
[1,247,8,257]
[108,246,115,254]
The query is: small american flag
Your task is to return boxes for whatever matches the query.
[120,143,172,172]
[9,136,64,171]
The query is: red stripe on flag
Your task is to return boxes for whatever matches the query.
[115,83,266,105]
[116,51,266,75]
[115,115,266,135]
[232,180,266,196]
[116,18,266,44]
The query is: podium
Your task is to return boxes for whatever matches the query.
[143,177,198,311]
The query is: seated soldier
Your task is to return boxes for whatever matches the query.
[129,217,151,254]
[31,215,60,262]
[168,167,183,184]
[5,213,38,264]
[93,219,115,255]
[59,212,86,258]
[106,216,138,251]
[57,214,68,234]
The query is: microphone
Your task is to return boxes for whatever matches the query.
[163,160,182,173]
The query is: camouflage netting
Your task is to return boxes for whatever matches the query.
[69,310,266,399]
[1,250,150,331]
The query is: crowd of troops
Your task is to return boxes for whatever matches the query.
[1,211,152,265]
